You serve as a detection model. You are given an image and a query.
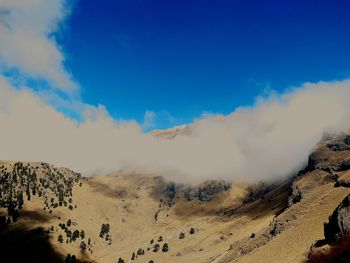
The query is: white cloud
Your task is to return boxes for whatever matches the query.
[0,0,76,91]
[1,76,350,183]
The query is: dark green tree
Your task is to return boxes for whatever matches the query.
[17,191,24,209]
[162,243,169,252]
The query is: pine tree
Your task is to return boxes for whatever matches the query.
[17,191,24,209]
[162,243,169,252]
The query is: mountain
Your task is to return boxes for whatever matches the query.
[1,133,350,263]
[151,125,191,139]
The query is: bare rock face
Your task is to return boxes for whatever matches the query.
[287,133,350,209]
[324,194,350,244]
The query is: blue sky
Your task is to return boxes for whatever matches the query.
[59,0,350,129]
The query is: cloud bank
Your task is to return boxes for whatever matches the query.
[1,77,350,183]
[0,0,350,183]
[0,0,76,91]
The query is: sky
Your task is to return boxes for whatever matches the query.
[1,0,350,181]
[58,0,350,129]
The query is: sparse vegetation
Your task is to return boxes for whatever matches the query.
[99,223,112,244]
[0,162,81,226]
[99,223,110,237]
[80,241,87,252]
[153,244,160,252]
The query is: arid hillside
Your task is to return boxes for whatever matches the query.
[1,133,350,263]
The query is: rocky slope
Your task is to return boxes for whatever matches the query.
[1,133,350,263]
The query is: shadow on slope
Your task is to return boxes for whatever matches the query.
[19,210,54,223]
[218,180,291,220]
[306,236,350,263]
[0,225,89,263]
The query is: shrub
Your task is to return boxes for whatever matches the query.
[189,227,195,234]
[153,244,160,252]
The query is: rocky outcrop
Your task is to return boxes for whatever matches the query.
[304,133,350,174]
[306,193,350,262]
[324,194,350,244]
[288,184,302,207]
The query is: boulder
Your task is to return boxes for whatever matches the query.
[335,172,350,188]
[324,194,350,244]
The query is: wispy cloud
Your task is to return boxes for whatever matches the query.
[0,0,77,92]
